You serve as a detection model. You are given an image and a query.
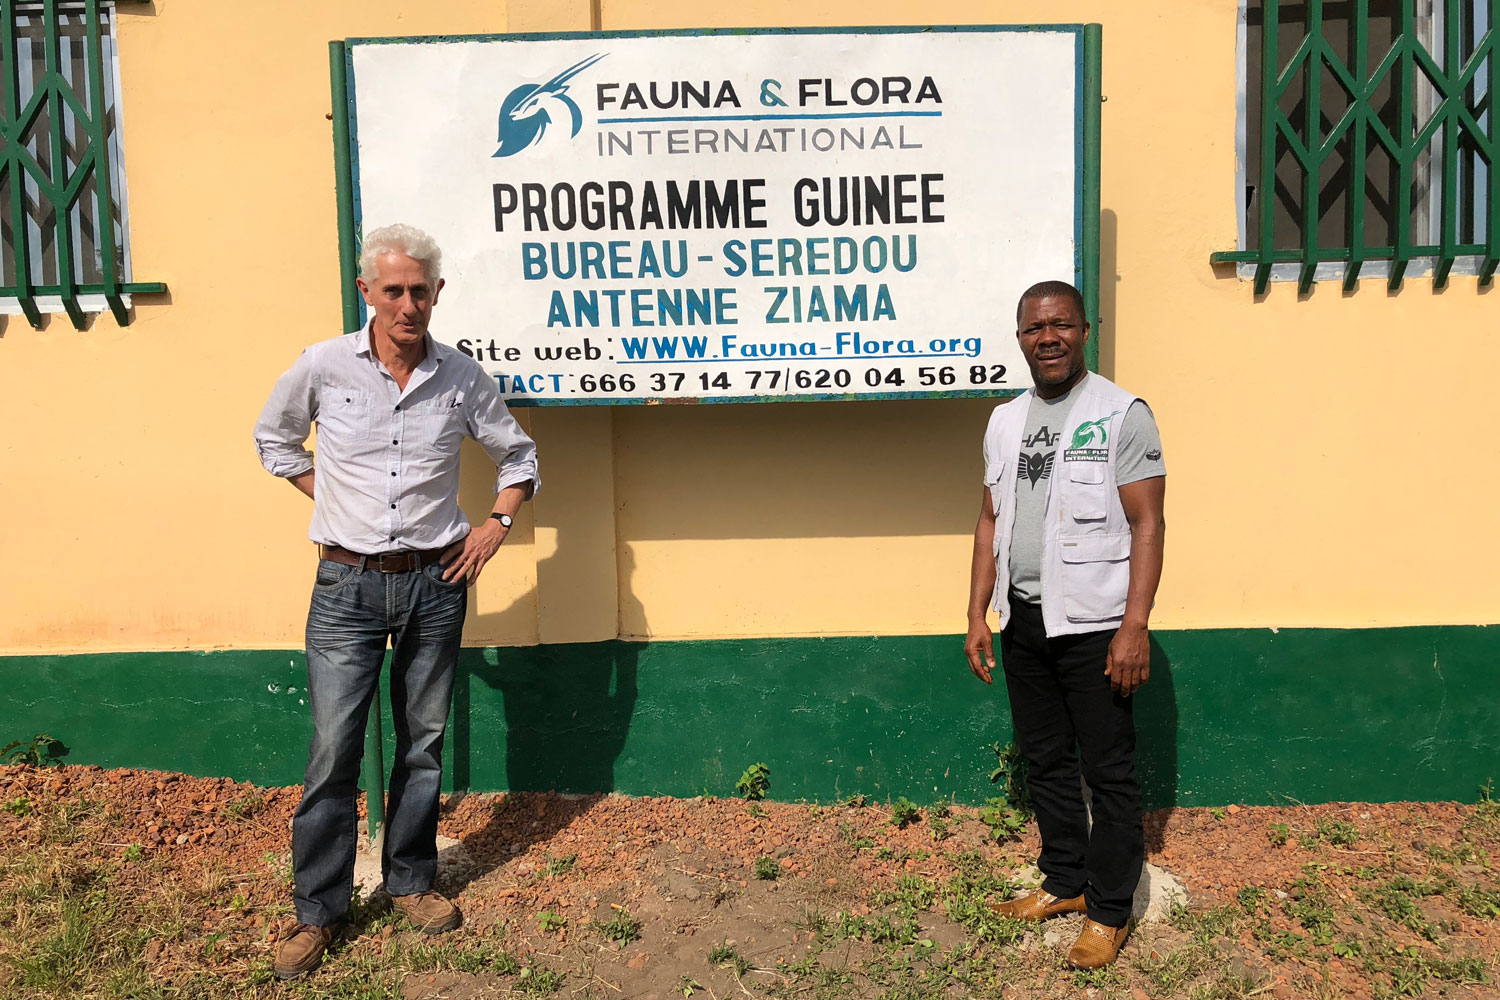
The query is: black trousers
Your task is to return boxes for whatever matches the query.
[999,598,1144,927]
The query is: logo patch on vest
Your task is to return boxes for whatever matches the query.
[1063,411,1120,463]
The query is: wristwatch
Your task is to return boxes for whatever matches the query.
[490,512,513,529]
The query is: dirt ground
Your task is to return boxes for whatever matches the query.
[2,764,1498,999]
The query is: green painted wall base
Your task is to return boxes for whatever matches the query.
[2,626,1496,808]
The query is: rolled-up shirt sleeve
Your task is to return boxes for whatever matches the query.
[466,371,540,498]
[254,350,318,478]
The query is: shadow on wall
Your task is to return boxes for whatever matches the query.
[1137,634,1179,847]
[448,642,639,794]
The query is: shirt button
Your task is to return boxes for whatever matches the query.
[390,503,396,509]
[392,439,398,445]
[389,535,395,541]
[395,405,401,411]
[391,472,397,477]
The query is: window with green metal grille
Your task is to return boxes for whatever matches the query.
[0,1,162,328]
[1214,0,1497,293]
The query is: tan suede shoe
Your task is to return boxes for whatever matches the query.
[987,889,1088,922]
[1067,918,1130,968]
[391,889,463,934]
[273,922,338,979]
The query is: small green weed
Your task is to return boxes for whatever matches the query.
[537,909,566,932]
[736,762,771,801]
[4,795,32,816]
[753,855,780,880]
[979,797,1028,842]
[987,741,1032,812]
[596,906,641,945]
[889,797,921,828]
[1268,822,1290,846]
[121,843,144,864]
[1,733,65,767]
[679,975,706,996]
[1210,807,1227,821]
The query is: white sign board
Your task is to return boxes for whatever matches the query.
[346,27,1085,404]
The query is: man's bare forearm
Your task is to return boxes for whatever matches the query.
[1120,523,1163,630]
[968,489,998,623]
[288,468,315,501]
[1117,477,1166,631]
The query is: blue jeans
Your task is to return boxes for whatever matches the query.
[291,557,467,926]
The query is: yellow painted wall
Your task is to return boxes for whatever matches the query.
[2,0,1496,656]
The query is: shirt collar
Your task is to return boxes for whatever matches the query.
[352,322,441,370]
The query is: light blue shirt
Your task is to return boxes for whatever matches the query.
[254,326,539,553]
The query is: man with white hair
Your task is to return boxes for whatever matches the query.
[254,223,538,979]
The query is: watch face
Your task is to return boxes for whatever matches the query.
[496,514,513,527]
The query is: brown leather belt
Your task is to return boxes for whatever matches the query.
[318,544,448,573]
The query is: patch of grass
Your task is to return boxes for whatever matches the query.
[1284,877,1338,946]
[541,852,577,877]
[889,797,921,828]
[1301,816,1360,847]
[736,762,771,801]
[1136,940,1220,994]
[873,874,938,914]
[4,795,32,816]
[793,905,829,935]
[1171,902,1241,943]
[121,843,144,864]
[837,821,873,850]
[1236,885,1268,911]
[536,909,566,932]
[708,940,752,977]
[1455,881,1500,918]
[516,962,564,994]
[217,789,261,822]
[1360,876,1445,940]
[926,799,952,841]
[595,906,641,945]
[753,855,780,880]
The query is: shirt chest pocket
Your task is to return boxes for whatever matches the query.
[405,390,466,456]
[1066,460,1108,522]
[316,387,371,437]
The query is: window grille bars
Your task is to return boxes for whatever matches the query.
[0,0,162,328]
[1212,0,1497,293]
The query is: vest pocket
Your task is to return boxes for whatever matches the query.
[1066,461,1108,521]
[1058,532,1131,621]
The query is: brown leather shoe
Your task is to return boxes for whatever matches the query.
[391,889,463,934]
[987,889,1088,922]
[1067,918,1130,968]
[273,922,337,979]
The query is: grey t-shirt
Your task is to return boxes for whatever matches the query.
[999,382,1165,604]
